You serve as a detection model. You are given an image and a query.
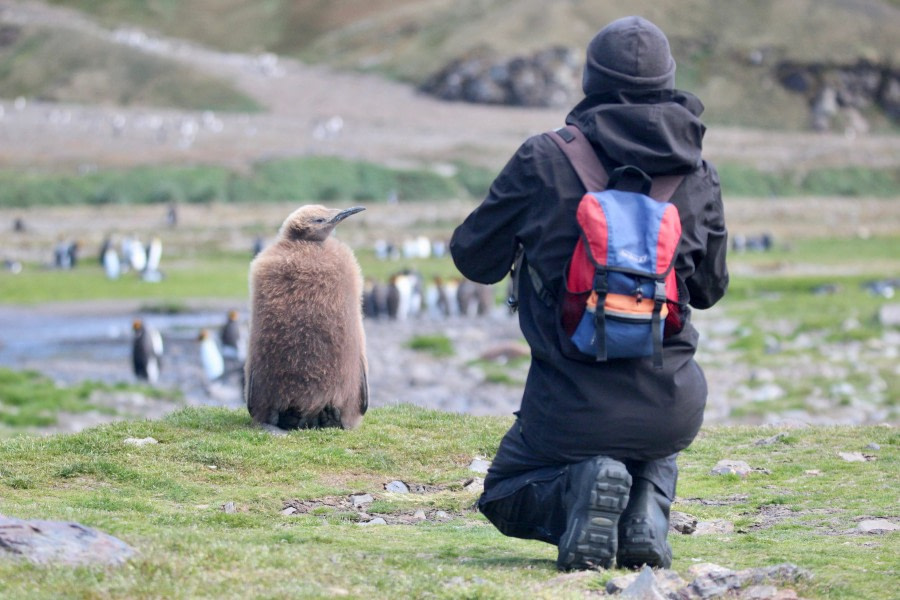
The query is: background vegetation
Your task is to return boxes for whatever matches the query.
[1,158,897,208]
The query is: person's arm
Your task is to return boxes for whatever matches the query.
[682,162,729,309]
[450,142,538,284]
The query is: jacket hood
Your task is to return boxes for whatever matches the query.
[566,89,706,175]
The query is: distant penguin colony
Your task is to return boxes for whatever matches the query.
[132,319,164,384]
[245,205,368,430]
[97,234,164,281]
[362,270,494,320]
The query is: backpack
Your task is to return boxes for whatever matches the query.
[510,125,685,368]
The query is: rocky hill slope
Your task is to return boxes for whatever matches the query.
[1,1,899,175]
[30,0,900,132]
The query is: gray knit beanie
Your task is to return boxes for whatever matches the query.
[582,16,676,95]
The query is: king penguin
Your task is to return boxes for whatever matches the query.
[132,319,164,384]
[198,328,225,383]
[245,205,368,430]
[219,309,246,362]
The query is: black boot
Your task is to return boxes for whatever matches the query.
[616,477,672,569]
[557,456,632,571]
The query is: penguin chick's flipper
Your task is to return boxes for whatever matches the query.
[245,368,255,412]
[358,358,369,416]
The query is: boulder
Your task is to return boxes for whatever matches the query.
[421,46,581,108]
[0,516,135,566]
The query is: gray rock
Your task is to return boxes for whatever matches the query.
[280,507,297,516]
[606,572,639,594]
[385,480,409,494]
[741,584,780,599]
[866,442,881,451]
[421,46,581,108]
[735,563,810,587]
[711,460,753,477]
[621,566,667,599]
[464,477,484,493]
[857,519,899,533]
[754,432,788,446]
[837,451,869,462]
[0,516,135,566]
[606,568,686,596]
[358,517,386,526]
[878,303,900,326]
[694,519,735,535]
[468,458,491,474]
[670,510,698,535]
[686,563,742,599]
[413,510,427,521]
[694,519,734,535]
[350,494,374,507]
[222,502,236,514]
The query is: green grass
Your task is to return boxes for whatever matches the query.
[717,164,900,198]
[0,157,495,208]
[0,254,253,304]
[468,355,530,387]
[407,334,455,357]
[2,159,895,209]
[0,405,896,598]
[0,368,176,430]
[0,250,470,306]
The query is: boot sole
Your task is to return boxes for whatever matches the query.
[617,515,672,569]
[558,459,631,570]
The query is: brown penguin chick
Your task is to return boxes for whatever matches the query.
[245,205,368,430]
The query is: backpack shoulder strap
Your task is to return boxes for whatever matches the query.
[547,125,686,201]
[547,125,609,191]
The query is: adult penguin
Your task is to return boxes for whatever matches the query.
[145,236,163,273]
[245,205,368,430]
[103,244,121,280]
[132,319,163,384]
[198,329,225,383]
[219,310,246,362]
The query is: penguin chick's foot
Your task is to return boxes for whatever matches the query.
[276,405,344,430]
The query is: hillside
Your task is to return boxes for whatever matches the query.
[38,0,900,132]
[1,1,899,177]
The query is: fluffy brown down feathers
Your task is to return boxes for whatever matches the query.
[245,205,368,430]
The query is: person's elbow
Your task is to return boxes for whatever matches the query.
[689,275,729,309]
[449,235,512,285]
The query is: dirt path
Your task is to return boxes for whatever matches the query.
[2,0,899,173]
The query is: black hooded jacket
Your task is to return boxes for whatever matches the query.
[450,90,729,461]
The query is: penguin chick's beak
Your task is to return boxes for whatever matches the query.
[330,206,365,224]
